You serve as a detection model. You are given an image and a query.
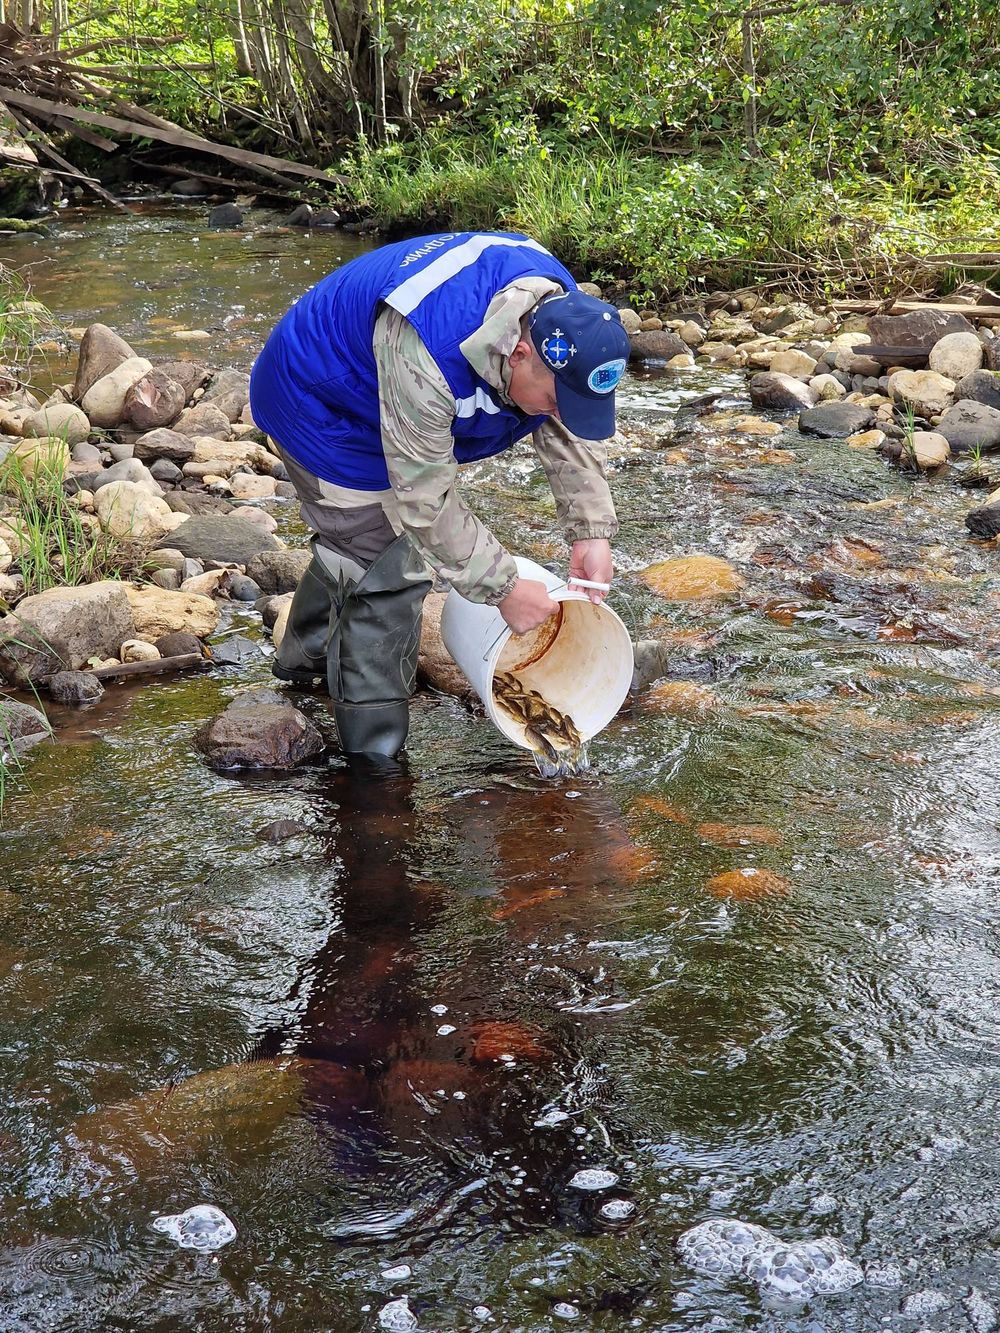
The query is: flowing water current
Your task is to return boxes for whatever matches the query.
[2,205,1000,1331]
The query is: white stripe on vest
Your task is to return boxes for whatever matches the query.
[454,387,504,418]
[385,234,551,318]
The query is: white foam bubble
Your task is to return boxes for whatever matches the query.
[864,1260,904,1288]
[378,1296,418,1331]
[553,1302,581,1320]
[471,1306,492,1322]
[677,1218,863,1303]
[600,1198,636,1221]
[568,1168,619,1191]
[901,1290,950,1318]
[152,1204,237,1252]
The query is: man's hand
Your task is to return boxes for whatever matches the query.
[569,538,613,603]
[499,578,559,634]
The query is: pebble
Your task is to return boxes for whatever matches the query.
[380,1264,412,1282]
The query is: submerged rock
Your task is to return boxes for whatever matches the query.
[195,687,324,769]
[638,555,745,601]
[46,670,104,705]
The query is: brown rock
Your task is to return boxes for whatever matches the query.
[123,369,187,431]
[73,323,137,401]
[154,630,204,657]
[705,867,790,900]
[123,585,219,640]
[0,581,135,684]
[155,359,209,400]
[172,403,233,439]
[867,309,975,347]
[195,687,324,770]
[628,329,688,361]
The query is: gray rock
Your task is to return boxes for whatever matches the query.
[867,309,976,346]
[154,514,279,564]
[0,581,134,684]
[209,634,259,665]
[799,402,876,438]
[134,428,197,464]
[628,329,689,362]
[749,372,817,412]
[966,501,1000,538]
[181,558,204,582]
[195,688,324,770]
[209,203,244,228]
[275,480,297,499]
[92,457,162,494]
[73,323,137,401]
[257,817,308,841]
[284,203,313,227]
[937,400,1000,453]
[123,368,186,431]
[202,369,250,404]
[0,696,51,756]
[150,568,182,591]
[149,457,183,485]
[171,402,232,439]
[984,338,1000,373]
[163,490,233,517]
[227,573,262,601]
[170,177,209,196]
[46,670,104,705]
[106,441,135,462]
[312,207,341,226]
[155,630,203,658]
[952,369,1000,412]
[71,441,103,465]
[246,548,311,594]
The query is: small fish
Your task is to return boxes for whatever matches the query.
[493,672,584,764]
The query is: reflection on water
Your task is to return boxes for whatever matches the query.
[3,206,1000,1329]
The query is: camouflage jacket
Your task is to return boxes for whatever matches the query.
[356,276,618,604]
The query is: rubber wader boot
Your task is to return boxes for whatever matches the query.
[271,540,344,687]
[325,536,432,758]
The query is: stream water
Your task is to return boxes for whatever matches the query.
[2,206,1000,1332]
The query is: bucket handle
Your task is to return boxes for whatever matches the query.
[480,577,600,662]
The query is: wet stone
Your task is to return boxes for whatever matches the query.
[0,697,51,756]
[256,817,308,842]
[246,548,311,594]
[799,402,876,437]
[227,573,262,602]
[195,688,325,770]
[46,670,104,705]
[153,630,203,658]
[155,514,278,564]
[208,634,259,666]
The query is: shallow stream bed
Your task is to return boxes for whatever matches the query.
[3,207,1000,1332]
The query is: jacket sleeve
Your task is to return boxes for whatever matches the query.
[374,307,519,605]
[530,418,619,543]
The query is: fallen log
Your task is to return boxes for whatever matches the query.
[0,86,348,188]
[832,300,1000,318]
[87,652,209,680]
[1,99,133,212]
[143,158,307,201]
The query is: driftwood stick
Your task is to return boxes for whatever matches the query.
[0,100,134,212]
[87,652,209,679]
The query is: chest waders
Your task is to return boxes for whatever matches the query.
[273,538,432,758]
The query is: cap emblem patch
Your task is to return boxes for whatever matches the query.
[587,358,626,394]
[541,329,576,370]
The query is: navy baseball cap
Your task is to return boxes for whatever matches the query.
[529,290,630,440]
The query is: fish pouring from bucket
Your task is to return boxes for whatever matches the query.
[492,671,589,777]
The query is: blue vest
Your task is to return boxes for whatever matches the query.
[248,231,577,489]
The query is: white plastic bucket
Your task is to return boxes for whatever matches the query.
[440,555,634,752]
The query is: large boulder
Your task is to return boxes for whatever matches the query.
[0,581,135,683]
[798,402,876,438]
[418,591,472,697]
[245,548,311,594]
[866,309,976,347]
[21,402,91,445]
[937,400,1000,454]
[952,369,1000,412]
[81,357,154,429]
[73,323,137,401]
[886,369,956,420]
[195,688,324,770]
[628,330,689,362]
[749,372,816,412]
[133,428,197,464]
[928,331,983,381]
[153,514,279,564]
[123,368,187,432]
[124,585,219,640]
[0,697,51,756]
[94,480,179,541]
